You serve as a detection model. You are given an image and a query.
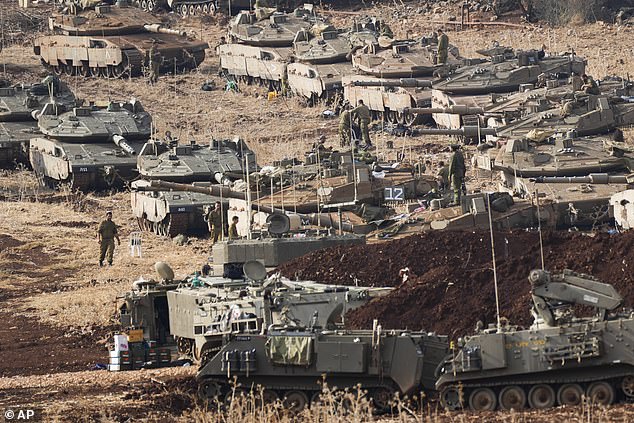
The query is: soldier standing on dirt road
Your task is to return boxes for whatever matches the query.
[436,28,449,64]
[97,211,120,267]
[339,104,352,148]
[149,41,161,84]
[205,201,223,244]
[448,145,466,206]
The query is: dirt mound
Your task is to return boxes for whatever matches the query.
[278,230,634,338]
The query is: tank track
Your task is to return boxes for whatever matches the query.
[137,212,190,237]
[41,48,143,79]
[198,376,397,413]
[439,367,634,411]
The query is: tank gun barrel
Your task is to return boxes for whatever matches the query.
[113,135,136,155]
[144,24,187,37]
[136,180,355,232]
[404,106,484,115]
[415,126,496,137]
[530,173,629,184]
[348,78,432,88]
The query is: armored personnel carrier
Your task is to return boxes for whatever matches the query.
[35,3,208,78]
[137,137,256,183]
[119,261,392,366]
[197,326,448,411]
[434,50,586,95]
[0,77,76,166]
[29,99,151,191]
[437,269,634,411]
[229,7,317,47]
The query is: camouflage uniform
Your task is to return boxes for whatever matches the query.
[582,76,600,95]
[448,148,465,204]
[149,44,161,84]
[339,109,351,147]
[228,222,239,239]
[437,165,449,191]
[207,208,223,244]
[352,103,372,146]
[437,32,449,64]
[97,217,119,266]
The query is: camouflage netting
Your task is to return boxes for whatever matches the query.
[0,4,49,46]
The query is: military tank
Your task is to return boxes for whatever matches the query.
[286,61,352,104]
[137,137,256,183]
[437,269,634,411]
[29,99,151,191]
[0,77,76,166]
[352,40,460,78]
[229,7,317,47]
[218,43,291,91]
[197,326,448,411]
[292,23,377,64]
[129,0,303,16]
[35,3,208,78]
[434,50,586,95]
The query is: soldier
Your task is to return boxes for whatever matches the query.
[339,106,352,148]
[205,201,223,244]
[97,210,121,267]
[352,99,372,147]
[228,215,240,240]
[448,145,466,205]
[437,160,449,192]
[581,74,600,95]
[413,156,426,176]
[148,41,161,84]
[436,28,449,64]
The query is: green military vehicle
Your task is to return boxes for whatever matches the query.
[197,326,448,412]
[118,261,391,367]
[29,99,151,191]
[437,269,634,411]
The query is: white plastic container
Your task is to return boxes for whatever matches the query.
[113,334,129,352]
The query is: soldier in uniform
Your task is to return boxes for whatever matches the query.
[97,210,120,267]
[228,216,240,240]
[413,156,426,176]
[352,99,372,147]
[448,145,466,205]
[436,28,449,64]
[437,160,449,192]
[581,74,600,95]
[148,41,161,84]
[206,201,223,244]
[339,105,352,148]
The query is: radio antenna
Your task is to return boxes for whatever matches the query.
[487,194,502,331]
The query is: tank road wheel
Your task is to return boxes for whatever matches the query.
[498,386,526,411]
[439,386,462,411]
[371,387,395,412]
[557,384,583,406]
[52,64,63,76]
[188,5,196,15]
[77,62,89,77]
[198,380,221,401]
[283,390,308,413]
[255,390,279,407]
[386,110,398,124]
[195,4,203,14]
[396,112,407,125]
[621,376,634,398]
[89,67,100,78]
[469,388,497,411]
[403,111,418,126]
[528,384,556,409]
[63,63,75,76]
[587,382,615,405]
[140,0,147,10]
[147,0,156,10]
[111,63,127,79]
[310,391,323,407]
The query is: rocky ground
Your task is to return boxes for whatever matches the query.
[1,0,634,421]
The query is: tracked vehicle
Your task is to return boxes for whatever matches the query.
[0,78,76,166]
[29,99,151,191]
[35,3,208,78]
[438,269,634,411]
[197,325,448,411]
[137,137,256,183]
[229,8,317,47]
